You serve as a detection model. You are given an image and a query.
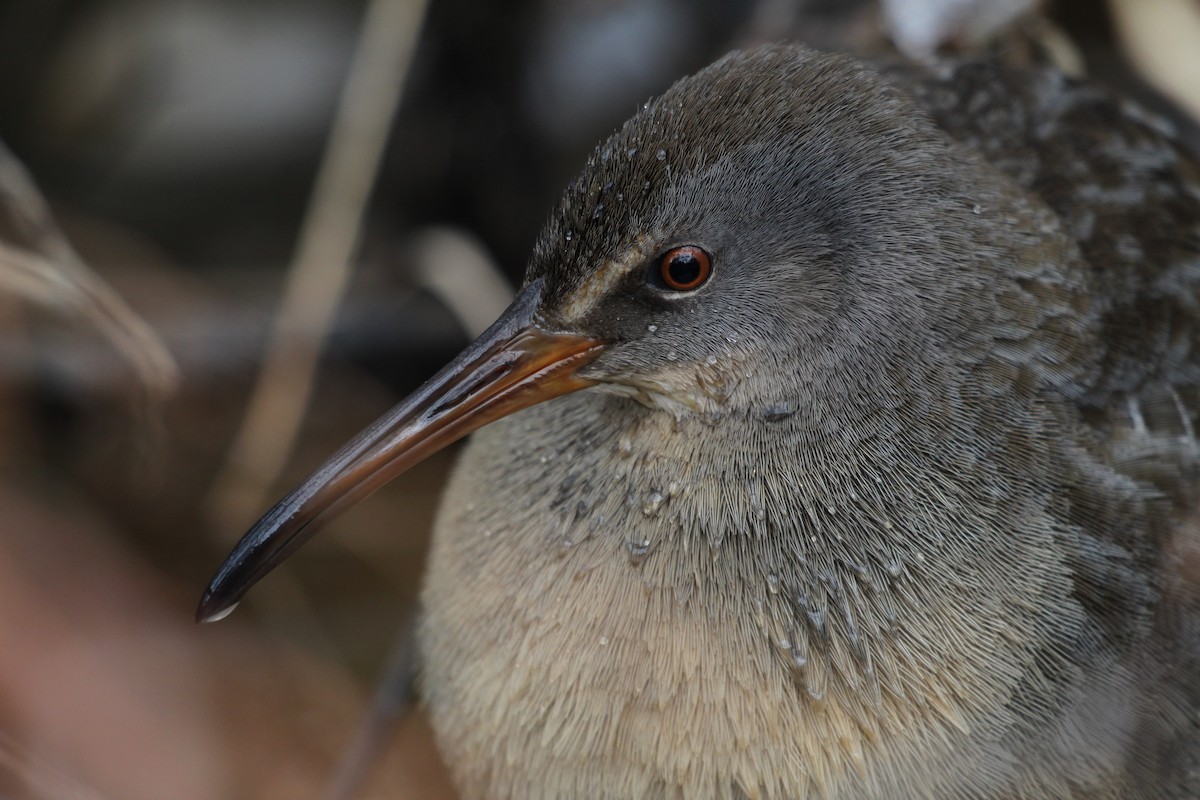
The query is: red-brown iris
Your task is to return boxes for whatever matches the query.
[658,246,712,291]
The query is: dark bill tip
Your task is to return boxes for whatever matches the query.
[197,280,605,622]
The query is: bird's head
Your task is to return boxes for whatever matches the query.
[198,45,1001,621]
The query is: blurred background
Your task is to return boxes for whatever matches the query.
[0,0,1198,797]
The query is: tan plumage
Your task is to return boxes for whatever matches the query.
[419,47,1200,798]
[203,44,1200,798]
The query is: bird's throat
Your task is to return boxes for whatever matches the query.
[419,390,1065,797]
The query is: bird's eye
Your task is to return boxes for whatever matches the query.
[655,246,712,292]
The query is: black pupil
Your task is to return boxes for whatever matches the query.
[667,252,702,286]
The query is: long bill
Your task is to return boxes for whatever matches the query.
[197,279,606,623]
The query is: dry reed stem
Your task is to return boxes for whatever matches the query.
[207,0,430,538]
[0,141,178,406]
[1108,0,1200,125]
[0,730,112,800]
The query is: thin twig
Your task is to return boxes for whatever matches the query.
[0,730,113,800]
[206,0,430,538]
[410,226,513,338]
[323,614,419,800]
[1108,0,1200,125]
[0,141,179,407]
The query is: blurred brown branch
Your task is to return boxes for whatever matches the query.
[207,0,430,539]
[1109,0,1200,124]
[0,731,111,800]
[0,140,178,407]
